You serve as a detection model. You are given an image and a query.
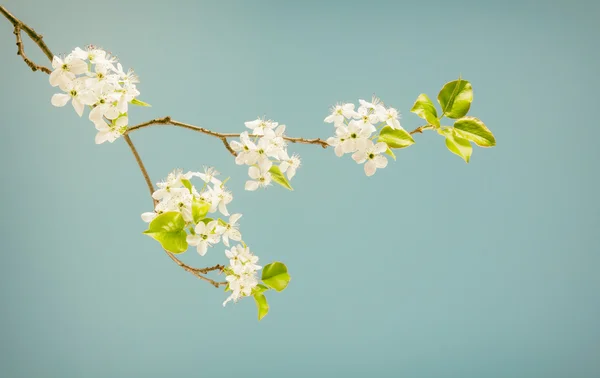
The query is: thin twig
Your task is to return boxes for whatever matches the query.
[126,116,331,156]
[125,116,428,155]
[13,25,51,74]
[1,5,53,74]
[123,134,157,206]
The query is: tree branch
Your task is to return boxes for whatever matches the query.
[1,5,428,290]
[1,5,53,73]
[122,134,226,287]
[125,116,330,156]
[0,6,229,288]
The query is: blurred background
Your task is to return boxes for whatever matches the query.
[0,0,598,377]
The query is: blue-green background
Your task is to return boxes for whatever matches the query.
[1,0,599,377]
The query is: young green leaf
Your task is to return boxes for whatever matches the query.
[453,116,495,147]
[181,179,193,193]
[411,93,440,128]
[143,211,188,253]
[377,126,415,149]
[441,128,472,163]
[385,147,396,161]
[131,98,152,107]
[438,78,473,119]
[269,165,293,190]
[252,284,270,295]
[254,293,269,321]
[261,262,291,292]
[192,197,210,224]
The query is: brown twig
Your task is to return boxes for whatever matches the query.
[1,5,53,73]
[13,25,51,74]
[125,116,331,156]
[126,116,428,155]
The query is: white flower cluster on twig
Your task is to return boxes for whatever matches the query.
[325,97,403,176]
[48,45,144,144]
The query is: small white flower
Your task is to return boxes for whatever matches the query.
[279,152,301,180]
[94,117,128,144]
[194,166,222,186]
[231,132,259,165]
[355,107,379,132]
[49,55,87,87]
[358,96,385,114]
[51,78,96,117]
[377,107,401,129]
[339,120,373,153]
[352,141,389,176]
[220,213,243,247]
[186,220,221,256]
[324,103,357,126]
[245,118,277,136]
[205,183,233,216]
[245,159,273,191]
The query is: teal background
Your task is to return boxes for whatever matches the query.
[1,0,599,377]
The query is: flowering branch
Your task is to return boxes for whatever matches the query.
[0,5,231,289]
[1,5,496,320]
[122,133,226,286]
[125,116,330,157]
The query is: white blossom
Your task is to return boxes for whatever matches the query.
[186,220,221,256]
[245,159,273,191]
[223,244,261,306]
[49,46,145,144]
[220,213,242,247]
[324,103,357,126]
[377,106,401,129]
[245,118,277,136]
[279,152,301,180]
[352,141,389,176]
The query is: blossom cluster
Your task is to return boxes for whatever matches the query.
[48,45,144,144]
[231,119,301,191]
[141,167,261,306]
[325,97,403,176]
[223,245,261,306]
[141,167,240,255]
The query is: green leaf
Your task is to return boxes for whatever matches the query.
[385,147,396,161]
[252,284,270,295]
[438,78,473,119]
[378,126,415,149]
[261,262,291,292]
[131,98,152,107]
[411,94,440,128]
[192,197,210,224]
[254,293,269,321]
[442,128,472,163]
[269,165,293,191]
[453,116,495,147]
[181,179,193,193]
[143,212,188,253]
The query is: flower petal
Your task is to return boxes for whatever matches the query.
[245,180,259,191]
[364,160,377,176]
[51,93,70,107]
